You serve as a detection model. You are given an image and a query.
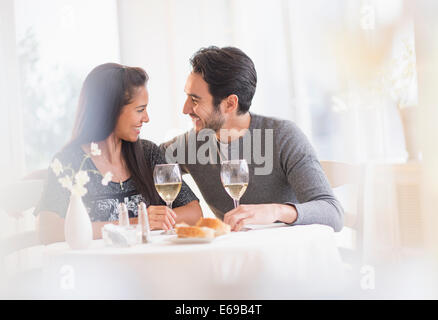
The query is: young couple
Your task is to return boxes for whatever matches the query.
[36,46,343,244]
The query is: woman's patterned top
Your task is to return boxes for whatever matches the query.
[34,139,198,222]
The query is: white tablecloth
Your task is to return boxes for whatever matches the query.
[42,224,347,299]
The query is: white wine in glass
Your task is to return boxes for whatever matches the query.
[153,163,182,235]
[154,182,182,204]
[223,183,248,201]
[220,159,249,208]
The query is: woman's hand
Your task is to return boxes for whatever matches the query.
[147,205,177,230]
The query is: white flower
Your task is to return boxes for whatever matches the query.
[101,171,113,186]
[58,176,73,191]
[74,170,90,187]
[50,158,63,176]
[90,142,101,156]
[71,183,88,197]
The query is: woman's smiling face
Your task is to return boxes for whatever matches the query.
[114,86,149,142]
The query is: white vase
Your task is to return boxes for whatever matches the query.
[64,193,92,249]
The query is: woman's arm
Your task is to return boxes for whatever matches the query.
[148,200,203,230]
[36,211,137,245]
[36,211,65,244]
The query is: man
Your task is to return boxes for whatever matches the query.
[161,46,343,232]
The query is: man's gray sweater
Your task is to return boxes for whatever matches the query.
[161,113,344,232]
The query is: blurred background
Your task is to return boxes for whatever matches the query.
[1,0,437,298]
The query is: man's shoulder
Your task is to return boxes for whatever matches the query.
[251,113,300,135]
[251,113,312,155]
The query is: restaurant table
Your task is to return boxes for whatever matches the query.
[42,223,348,299]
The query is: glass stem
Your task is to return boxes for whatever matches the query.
[166,201,174,232]
[233,199,239,208]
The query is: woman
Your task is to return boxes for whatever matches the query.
[35,63,202,244]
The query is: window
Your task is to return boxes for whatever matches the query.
[15,0,120,173]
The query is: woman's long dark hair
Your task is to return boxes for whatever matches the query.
[68,63,160,205]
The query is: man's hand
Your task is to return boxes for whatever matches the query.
[147,205,177,230]
[223,203,298,232]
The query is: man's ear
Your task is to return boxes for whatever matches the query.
[222,94,239,114]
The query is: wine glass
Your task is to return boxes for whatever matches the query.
[153,163,182,235]
[220,159,249,209]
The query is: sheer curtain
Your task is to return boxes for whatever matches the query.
[0,0,26,241]
[0,0,25,184]
[0,0,27,285]
[412,0,438,259]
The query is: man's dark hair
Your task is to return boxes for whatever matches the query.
[190,46,257,114]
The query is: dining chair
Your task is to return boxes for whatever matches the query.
[0,175,45,297]
[320,161,366,267]
[0,178,45,219]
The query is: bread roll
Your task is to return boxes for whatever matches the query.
[175,225,215,239]
[195,218,231,236]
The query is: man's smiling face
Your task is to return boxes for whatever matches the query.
[182,72,225,133]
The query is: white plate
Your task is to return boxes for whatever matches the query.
[168,236,214,244]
